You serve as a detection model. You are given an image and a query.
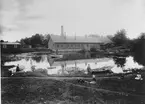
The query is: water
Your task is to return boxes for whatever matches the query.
[4,53,143,75]
[3,52,145,104]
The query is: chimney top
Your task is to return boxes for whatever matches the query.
[61,25,64,37]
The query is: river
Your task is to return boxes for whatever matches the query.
[4,52,143,75]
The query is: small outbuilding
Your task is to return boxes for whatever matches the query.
[1,42,21,53]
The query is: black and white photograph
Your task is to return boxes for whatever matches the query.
[1,0,145,104]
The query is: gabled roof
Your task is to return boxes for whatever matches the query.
[50,35,112,44]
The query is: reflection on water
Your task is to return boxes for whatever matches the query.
[132,38,145,66]
[4,53,143,75]
[124,57,143,69]
[113,56,126,67]
[31,56,42,62]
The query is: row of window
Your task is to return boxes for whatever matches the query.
[2,45,18,48]
[55,44,98,48]
[57,44,82,48]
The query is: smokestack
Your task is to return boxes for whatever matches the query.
[61,25,64,37]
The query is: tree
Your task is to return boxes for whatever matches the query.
[20,39,26,47]
[19,33,51,48]
[31,34,43,47]
[138,33,145,39]
[112,29,129,46]
[132,33,145,66]
[23,37,31,45]
[106,35,113,40]
[41,34,50,48]
[0,40,4,42]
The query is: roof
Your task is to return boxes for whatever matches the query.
[0,42,21,45]
[50,35,112,44]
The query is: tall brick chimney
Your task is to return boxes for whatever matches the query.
[61,25,64,37]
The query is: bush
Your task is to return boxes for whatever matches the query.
[62,53,86,60]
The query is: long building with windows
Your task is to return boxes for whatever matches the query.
[48,26,111,53]
[1,42,21,53]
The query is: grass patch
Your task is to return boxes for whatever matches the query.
[2,72,145,104]
[11,71,49,77]
[1,78,104,104]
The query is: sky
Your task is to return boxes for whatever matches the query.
[0,0,145,41]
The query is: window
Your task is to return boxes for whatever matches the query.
[67,44,69,48]
[14,45,17,48]
[3,44,7,48]
[57,44,59,48]
[74,44,76,47]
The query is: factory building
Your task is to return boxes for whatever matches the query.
[48,26,111,53]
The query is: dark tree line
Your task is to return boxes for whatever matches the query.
[20,34,50,48]
[107,29,145,66]
[132,33,145,66]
